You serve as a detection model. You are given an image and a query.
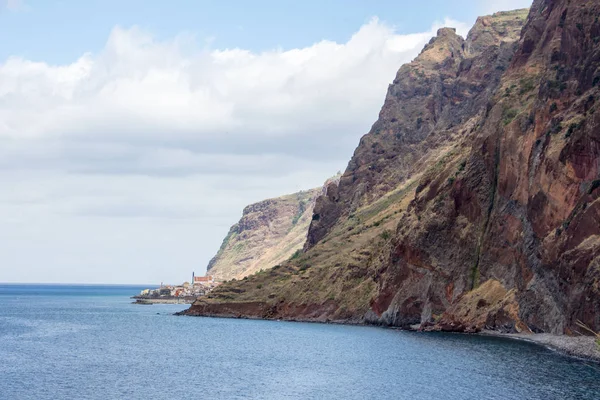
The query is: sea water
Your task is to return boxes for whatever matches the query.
[1,284,599,399]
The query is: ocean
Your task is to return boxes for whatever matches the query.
[1,284,599,399]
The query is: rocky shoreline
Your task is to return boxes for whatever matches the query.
[132,296,196,305]
[481,331,600,363]
[177,306,600,363]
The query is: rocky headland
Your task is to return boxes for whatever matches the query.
[207,175,340,281]
[181,0,600,359]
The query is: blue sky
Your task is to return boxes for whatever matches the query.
[2,0,530,63]
[0,0,532,284]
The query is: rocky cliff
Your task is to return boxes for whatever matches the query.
[206,176,340,281]
[184,2,600,335]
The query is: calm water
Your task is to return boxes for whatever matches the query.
[1,284,599,399]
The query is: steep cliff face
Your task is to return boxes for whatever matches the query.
[369,0,600,334]
[207,175,340,281]
[185,2,600,335]
[206,189,320,281]
[306,10,528,248]
[366,0,600,334]
[465,0,600,333]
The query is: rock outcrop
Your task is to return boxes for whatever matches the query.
[184,2,600,336]
[306,10,527,249]
[206,176,340,281]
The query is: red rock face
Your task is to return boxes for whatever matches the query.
[370,0,600,333]
[482,0,600,333]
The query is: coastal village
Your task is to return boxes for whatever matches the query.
[132,273,220,304]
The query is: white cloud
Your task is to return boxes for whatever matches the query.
[0,17,469,284]
[1,0,28,11]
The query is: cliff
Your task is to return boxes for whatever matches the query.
[184,2,600,336]
[206,176,340,281]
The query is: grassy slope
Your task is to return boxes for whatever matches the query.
[206,142,468,316]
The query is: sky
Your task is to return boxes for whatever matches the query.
[0,0,532,284]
